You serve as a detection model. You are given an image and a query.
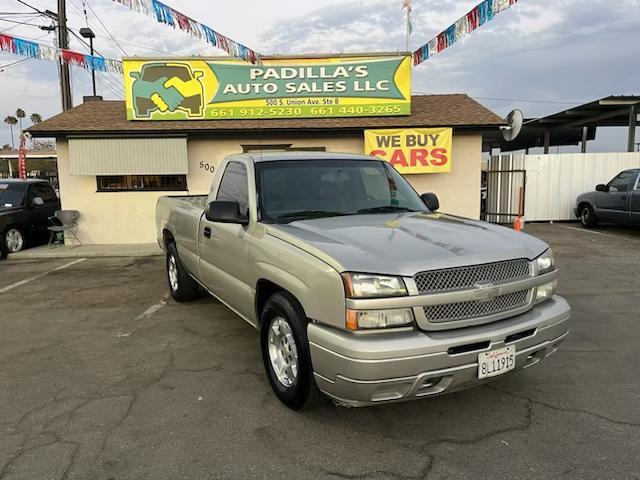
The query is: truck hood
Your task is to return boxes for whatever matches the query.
[267,212,549,276]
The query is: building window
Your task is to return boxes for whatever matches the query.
[96,175,187,192]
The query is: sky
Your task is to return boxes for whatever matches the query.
[0,0,639,152]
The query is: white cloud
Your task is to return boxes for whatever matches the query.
[0,0,639,151]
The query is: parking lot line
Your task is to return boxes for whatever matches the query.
[117,294,169,338]
[0,258,86,295]
[563,226,640,243]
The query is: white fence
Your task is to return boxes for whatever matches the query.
[489,152,640,222]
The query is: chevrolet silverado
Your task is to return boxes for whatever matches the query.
[156,152,570,410]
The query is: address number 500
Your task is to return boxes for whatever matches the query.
[200,161,215,173]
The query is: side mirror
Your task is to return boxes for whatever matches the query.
[595,184,609,192]
[32,196,44,207]
[420,193,439,212]
[205,200,248,225]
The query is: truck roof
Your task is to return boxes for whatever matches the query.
[231,151,380,163]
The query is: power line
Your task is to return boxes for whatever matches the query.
[0,57,34,72]
[82,0,128,56]
[0,16,46,32]
[412,91,589,106]
[472,96,588,105]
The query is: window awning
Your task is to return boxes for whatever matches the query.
[68,137,188,175]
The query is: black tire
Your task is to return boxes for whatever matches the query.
[260,292,321,410]
[579,204,597,228]
[166,242,200,302]
[3,226,25,254]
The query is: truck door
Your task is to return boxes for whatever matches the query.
[630,171,640,226]
[198,161,255,322]
[596,171,635,225]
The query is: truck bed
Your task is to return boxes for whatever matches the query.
[156,195,208,252]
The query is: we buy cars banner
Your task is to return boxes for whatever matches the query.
[364,128,453,174]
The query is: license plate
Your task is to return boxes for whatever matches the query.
[478,345,516,379]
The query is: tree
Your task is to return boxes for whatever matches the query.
[30,113,42,125]
[33,139,56,151]
[15,108,26,131]
[3,116,17,149]
[1,144,11,151]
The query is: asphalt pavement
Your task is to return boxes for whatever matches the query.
[0,223,638,480]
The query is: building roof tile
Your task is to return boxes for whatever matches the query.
[28,94,504,137]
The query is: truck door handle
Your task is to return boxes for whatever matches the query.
[203,226,211,239]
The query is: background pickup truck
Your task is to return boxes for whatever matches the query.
[575,168,640,227]
[156,152,570,410]
[0,179,60,256]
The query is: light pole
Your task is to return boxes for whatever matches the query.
[79,27,96,97]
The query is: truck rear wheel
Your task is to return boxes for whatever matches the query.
[260,292,321,410]
[166,242,200,302]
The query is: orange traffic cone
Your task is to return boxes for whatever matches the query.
[514,216,523,232]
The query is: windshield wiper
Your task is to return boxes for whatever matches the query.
[357,206,418,214]
[276,210,350,221]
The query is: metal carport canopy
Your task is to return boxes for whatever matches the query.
[524,95,640,153]
[484,95,640,153]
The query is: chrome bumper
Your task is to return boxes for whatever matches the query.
[308,296,570,407]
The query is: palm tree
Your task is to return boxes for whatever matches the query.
[30,113,42,125]
[2,144,11,151]
[4,116,18,149]
[15,108,26,131]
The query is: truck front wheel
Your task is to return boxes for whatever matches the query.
[260,292,321,410]
[166,243,200,302]
[580,204,597,228]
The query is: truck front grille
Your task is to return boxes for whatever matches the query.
[413,259,530,294]
[423,290,530,323]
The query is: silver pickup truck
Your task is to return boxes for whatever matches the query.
[156,152,570,410]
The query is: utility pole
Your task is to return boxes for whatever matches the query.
[57,0,73,111]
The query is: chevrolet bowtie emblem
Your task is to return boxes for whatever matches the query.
[473,281,500,303]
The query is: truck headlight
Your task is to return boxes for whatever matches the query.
[535,249,556,275]
[346,308,414,330]
[535,279,557,304]
[341,273,407,298]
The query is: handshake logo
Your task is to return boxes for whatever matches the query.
[130,62,205,119]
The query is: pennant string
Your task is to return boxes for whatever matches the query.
[412,0,518,65]
[0,33,123,73]
[112,0,261,64]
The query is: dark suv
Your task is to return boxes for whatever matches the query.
[0,179,60,256]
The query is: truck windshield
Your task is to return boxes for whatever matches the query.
[0,184,25,208]
[256,159,427,223]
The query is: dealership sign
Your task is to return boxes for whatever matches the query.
[123,56,411,121]
[364,128,453,174]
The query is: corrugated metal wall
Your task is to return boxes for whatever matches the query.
[492,152,640,221]
[68,137,188,175]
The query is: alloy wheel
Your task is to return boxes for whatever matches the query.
[267,316,299,387]
[5,229,24,253]
[168,255,179,291]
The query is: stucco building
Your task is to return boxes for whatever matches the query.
[29,95,503,245]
